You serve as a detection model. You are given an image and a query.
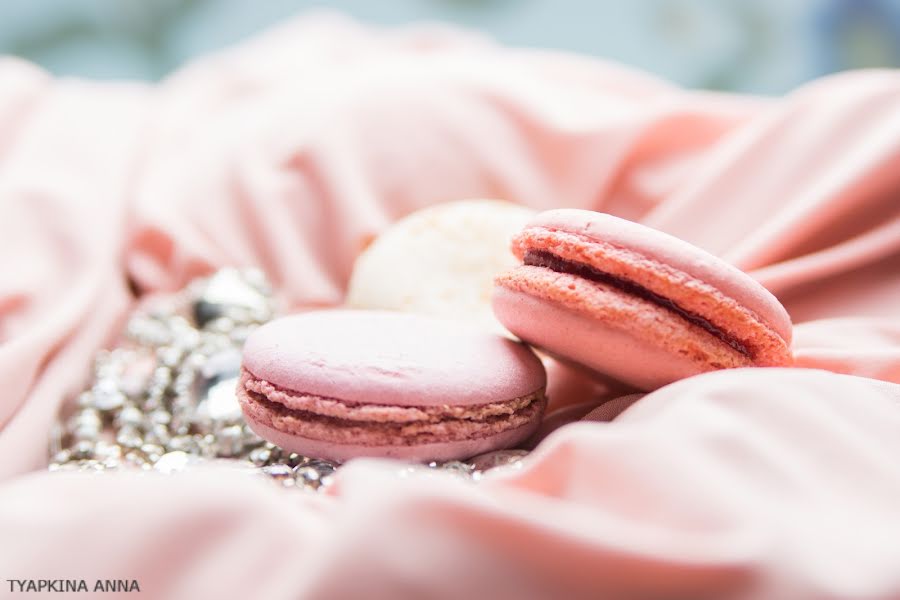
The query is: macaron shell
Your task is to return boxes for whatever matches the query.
[514,227,792,366]
[238,370,546,446]
[243,413,540,463]
[492,279,748,390]
[346,199,535,336]
[525,209,793,345]
[242,310,546,407]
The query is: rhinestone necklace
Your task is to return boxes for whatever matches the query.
[48,269,528,492]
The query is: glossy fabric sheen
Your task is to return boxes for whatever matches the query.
[1,14,899,600]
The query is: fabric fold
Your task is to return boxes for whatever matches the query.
[0,14,898,599]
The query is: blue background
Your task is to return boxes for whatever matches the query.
[0,0,898,94]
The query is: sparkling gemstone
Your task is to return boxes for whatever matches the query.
[243,268,271,294]
[172,369,197,395]
[169,395,196,434]
[170,325,201,352]
[228,325,255,344]
[202,347,241,376]
[192,303,224,328]
[123,450,151,469]
[293,466,322,489]
[468,449,529,473]
[286,453,307,468]
[154,451,197,474]
[151,366,172,390]
[205,318,235,335]
[170,394,194,414]
[197,434,217,458]
[76,392,94,408]
[186,352,207,371]
[125,315,174,347]
[71,440,95,460]
[116,404,144,428]
[70,425,100,442]
[50,460,106,473]
[93,441,123,465]
[262,443,282,462]
[143,389,164,411]
[68,409,102,441]
[148,409,172,426]
[440,461,474,477]
[47,268,286,482]
[164,315,195,336]
[192,269,272,327]
[306,459,338,475]
[197,335,232,360]
[92,379,125,411]
[70,408,102,430]
[214,425,244,457]
[145,424,172,447]
[93,350,122,379]
[241,423,264,447]
[196,378,241,424]
[50,449,72,465]
[116,426,143,449]
[156,346,184,368]
[261,464,295,487]
[118,351,156,398]
[141,443,165,462]
[168,435,198,453]
[195,349,241,405]
[248,447,272,466]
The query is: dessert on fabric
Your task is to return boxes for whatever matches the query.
[237,309,547,462]
[4,13,900,600]
[345,199,610,411]
[493,209,794,390]
[346,199,536,335]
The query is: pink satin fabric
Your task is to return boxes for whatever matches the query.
[1,14,899,599]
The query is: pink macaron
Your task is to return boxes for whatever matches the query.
[492,209,793,390]
[238,310,547,462]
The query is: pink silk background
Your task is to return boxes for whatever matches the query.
[1,15,899,599]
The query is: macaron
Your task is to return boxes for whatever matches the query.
[346,200,536,335]
[492,209,793,390]
[238,310,547,462]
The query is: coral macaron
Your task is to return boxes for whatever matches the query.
[238,310,547,462]
[492,209,793,390]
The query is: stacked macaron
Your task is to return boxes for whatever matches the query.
[238,204,793,462]
[238,310,547,462]
[346,199,535,335]
[493,209,793,390]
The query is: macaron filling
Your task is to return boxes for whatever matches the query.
[522,249,752,358]
[239,368,545,446]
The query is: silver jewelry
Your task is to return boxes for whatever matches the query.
[48,268,528,491]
